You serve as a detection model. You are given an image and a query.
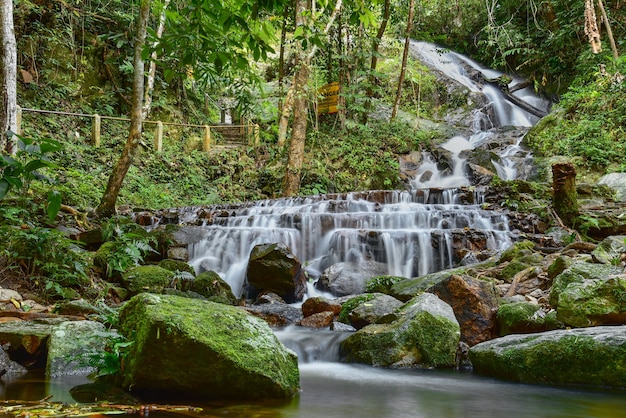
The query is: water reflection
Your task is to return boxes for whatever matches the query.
[2,366,626,418]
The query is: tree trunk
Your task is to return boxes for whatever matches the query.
[552,162,579,227]
[96,0,151,218]
[362,0,390,124]
[283,0,310,197]
[0,0,17,155]
[391,0,415,121]
[278,4,289,115]
[143,0,170,119]
[596,0,619,60]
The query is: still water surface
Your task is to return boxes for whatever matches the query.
[2,364,626,418]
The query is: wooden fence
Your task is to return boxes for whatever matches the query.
[16,106,260,151]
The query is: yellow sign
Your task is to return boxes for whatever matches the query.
[317,82,339,115]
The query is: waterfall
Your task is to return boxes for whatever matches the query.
[188,189,513,296]
[184,42,549,298]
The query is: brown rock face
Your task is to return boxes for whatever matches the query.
[246,243,307,303]
[299,311,335,328]
[428,275,499,346]
[301,297,341,318]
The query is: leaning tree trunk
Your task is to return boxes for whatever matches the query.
[552,162,579,227]
[362,0,390,124]
[391,0,415,121]
[96,0,151,218]
[0,0,17,155]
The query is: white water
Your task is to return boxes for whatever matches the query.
[188,189,513,296]
[409,41,550,186]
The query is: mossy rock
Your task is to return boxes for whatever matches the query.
[497,241,535,264]
[389,269,465,302]
[93,241,118,277]
[469,326,626,388]
[188,271,236,304]
[365,276,405,294]
[120,266,178,297]
[547,256,574,279]
[157,259,195,276]
[118,293,299,400]
[496,302,563,336]
[340,293,460,368]
[549,262,623,307]
[337,294,379,324]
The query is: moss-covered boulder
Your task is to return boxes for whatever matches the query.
[157,259,195,276]
[118,293,299,400]
[550,262,625,327]
[340,293,460,368]
[469,326,626,388]
[188,270,236,304]
[337,293,379,324]
[496,302,563,335]
[120,266,178,297]
[93,241,118,278]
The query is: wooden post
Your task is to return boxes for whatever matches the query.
[92,114,101,147]
[15,105,22,135]
[254,124,260,147]
[154,121,163,151]
[203,125,211,151]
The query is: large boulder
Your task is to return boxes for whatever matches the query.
[428,274,499,346]
[118,293,299,400]
[598,173,626,202]
[469,326,626,388]
[316,259,388,297]
[550,261,626,327]
[340,293,460,368]
[246,243,307,303]
[389,268,465,302]
[188,270,236,304]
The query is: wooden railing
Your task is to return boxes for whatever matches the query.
[16,106,260,151]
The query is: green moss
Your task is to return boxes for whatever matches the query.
[497,302,563,336]
[365,276,405,294]
[497,241,536,264]
[338,294,378,324]
[470,329,626,388]
[550,262,623,306]
[157,259,195,276]
[118,294,299,400]
[120,266,177,297]
[189,271,236,304]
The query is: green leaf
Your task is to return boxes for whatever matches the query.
[0,180,9,200]
[47,190,62,222]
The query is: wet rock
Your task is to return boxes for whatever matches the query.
[598,173,626,202]
[299,311,335,328]
[188,271,236,304]
[157,259,195,276]
[316,259,388,297]
[0,347,27,375]
[591,235,626,265]
[118,293,299,400]
[301,297,341,318]
[55,299,101,317]
[428,274,499,346]
[245,303,304,327]
[496,302,563,335]
[246,243,307,303]
[389,268,465,302]
[550,261,626,327]
[469,326,626,388]
[340,293,460,368]
[347,294,403,330]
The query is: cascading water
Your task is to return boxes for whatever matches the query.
[409,41,550,186]
[186,41,549,299]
